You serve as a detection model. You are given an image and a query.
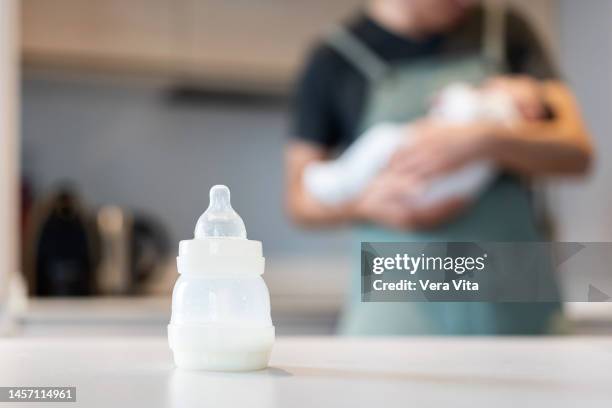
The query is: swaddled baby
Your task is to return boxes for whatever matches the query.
[303,81,530,208]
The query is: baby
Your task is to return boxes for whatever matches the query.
[303,80,540,209]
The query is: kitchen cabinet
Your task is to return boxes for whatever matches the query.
[0,336,611,407]
[21,1,557,90]
[21,0,184,71]
[20,0,361,88]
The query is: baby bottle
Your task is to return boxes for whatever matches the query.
[168,185,275,371]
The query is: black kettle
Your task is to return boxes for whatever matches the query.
[26,187,97,296]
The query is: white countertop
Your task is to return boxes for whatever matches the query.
[17,296,340,336]
[1,336,611,407]
[18,297,612,336]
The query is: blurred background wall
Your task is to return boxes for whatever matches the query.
[553,0,612,242]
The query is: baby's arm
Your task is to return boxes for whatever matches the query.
[303,123,405,205]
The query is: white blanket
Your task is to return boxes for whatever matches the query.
[303,83,520,208]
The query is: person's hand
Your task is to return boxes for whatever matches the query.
[351,169,418,229]
[352,168,469,230]
[389,119,493,181]
[407,197,469,229]
[485,75,545,121]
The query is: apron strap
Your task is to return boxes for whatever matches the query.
[482,0,507,72]
[326,26,389,82]
[329,5,506,80]
[483,1,554,237]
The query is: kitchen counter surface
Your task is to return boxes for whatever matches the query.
[19,297,612,336]
[1,336,611,407]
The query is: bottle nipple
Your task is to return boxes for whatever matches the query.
[194,185,247,239]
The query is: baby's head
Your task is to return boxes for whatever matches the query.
[429,77,546,125]
[482,76,546,121]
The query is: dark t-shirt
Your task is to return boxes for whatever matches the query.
[291,7,557,149]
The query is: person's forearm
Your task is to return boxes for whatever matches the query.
[285,141,359,227]
[286,187,357,227]
[483,121,592,176]
[481,81,593,176]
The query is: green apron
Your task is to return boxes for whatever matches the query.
[327,23,562,335]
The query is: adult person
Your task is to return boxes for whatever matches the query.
[286,0,592,335]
